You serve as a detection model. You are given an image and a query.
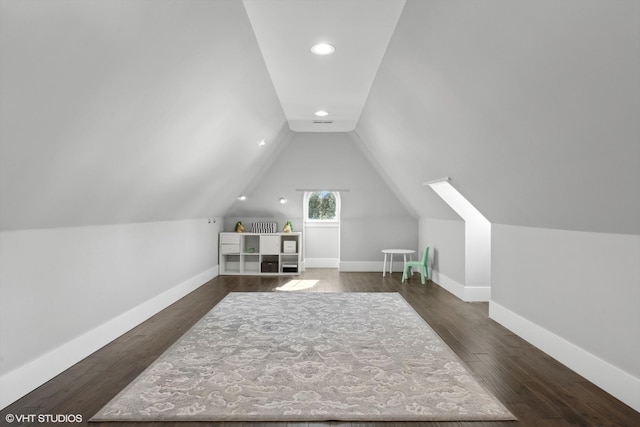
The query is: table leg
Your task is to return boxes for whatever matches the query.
[390,254,394,274]
[382,253,387,277]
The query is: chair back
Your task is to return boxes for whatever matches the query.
[420,247,430,266]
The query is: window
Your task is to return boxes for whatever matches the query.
[304,191,340,222]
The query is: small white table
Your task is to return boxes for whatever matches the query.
[381,249,415,277]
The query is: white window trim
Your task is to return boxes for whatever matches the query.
[304,221,340,228]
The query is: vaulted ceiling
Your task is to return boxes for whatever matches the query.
[243,0,405,132]
[1,0,638,234]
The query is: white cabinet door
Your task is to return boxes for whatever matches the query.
[220,233,240,244]
[220,244,240,254]
[260,235,280,254]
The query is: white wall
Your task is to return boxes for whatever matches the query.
[0,219,220,408]
[490,224,640,411]
[0,0,287,231]
[341,217,417,265]
[418,217,465,288]
[304,223,340,268]
[358,0,640,234]
[420,217,640,409]
[426,180,491,301]
[464,219,491,300]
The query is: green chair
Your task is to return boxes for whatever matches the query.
[402,247,430,284]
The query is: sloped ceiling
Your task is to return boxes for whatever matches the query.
[243,0,405,132]
[0,0,288,231]
[357,0,640,234]
[1,0,638,235]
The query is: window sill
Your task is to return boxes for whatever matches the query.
[304,221,340,228]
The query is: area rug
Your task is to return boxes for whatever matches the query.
[91,292,515,422]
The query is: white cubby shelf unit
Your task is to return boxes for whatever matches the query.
[219,232,303,275]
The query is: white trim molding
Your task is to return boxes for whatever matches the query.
[431,269,490,302]
[0,266,218,410]
[339,260,405,272]
[490,300,640,412]
[422,176,451,186]
[305,258,340,268]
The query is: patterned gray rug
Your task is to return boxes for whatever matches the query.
[91,292,515,422]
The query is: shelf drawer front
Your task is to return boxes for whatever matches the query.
[260,235,280,254]
[221,244,240,254]
[220,233,240,244]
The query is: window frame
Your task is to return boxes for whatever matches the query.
[303,191,341,224]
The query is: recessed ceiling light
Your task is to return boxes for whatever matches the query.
[311,43,335,55]
[314,110,329,117]
[279,197,288,204]
[238,196,247,201]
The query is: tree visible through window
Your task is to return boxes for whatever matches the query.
[307,191,337,220]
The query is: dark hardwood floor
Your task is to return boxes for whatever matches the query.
[2,269,638,426]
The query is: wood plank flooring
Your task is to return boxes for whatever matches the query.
[2,269,638,426]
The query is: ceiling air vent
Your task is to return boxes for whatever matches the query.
[312,120,334,124]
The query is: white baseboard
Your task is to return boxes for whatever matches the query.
[0,265,218,410]
[490,300,640,412]
[431,269,490,302]
[463,286,491,301]
[339,261,405,272]
[305,258,340,268]
[337,265,490,302]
